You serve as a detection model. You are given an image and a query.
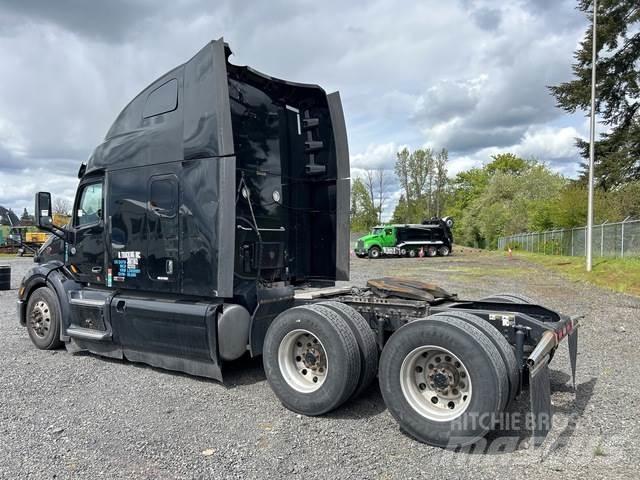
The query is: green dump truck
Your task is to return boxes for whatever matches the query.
[355,218,454,259]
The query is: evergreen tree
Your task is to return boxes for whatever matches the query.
[549,0,640,188]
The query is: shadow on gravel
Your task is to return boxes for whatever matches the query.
[221,354,267,387]
[462,368,597,455]
[326,382,387,420]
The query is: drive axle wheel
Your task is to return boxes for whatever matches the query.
[432,311,518,407]
[426,246,437,257]
[263,305,361,416]
[379,316,506,448]
[278,329,328,392]
[318,301,379,400]
[437,246,450,257]
[26,287,63,350]
[401,346,472,421]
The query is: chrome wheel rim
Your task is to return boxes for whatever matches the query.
[278,329,328,393]
[400,346,472,421]
[30,300,51,338]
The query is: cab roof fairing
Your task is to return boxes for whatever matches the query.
[84,38,337,177]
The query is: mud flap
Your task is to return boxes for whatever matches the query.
[568,328,578,390]
[529,356,552,446]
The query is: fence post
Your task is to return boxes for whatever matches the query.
[600,221,606,257]
[571,228,574,256]
[621,216,631,258]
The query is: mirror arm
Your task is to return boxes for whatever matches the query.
[38,223,67,241]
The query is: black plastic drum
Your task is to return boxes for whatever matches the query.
[0,265,11,290]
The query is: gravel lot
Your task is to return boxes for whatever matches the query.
[1,251,638,479]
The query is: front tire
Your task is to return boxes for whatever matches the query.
[379,317,507,447]
[26,287,63,350]
[263,305,361,416]
[368,246,382,259]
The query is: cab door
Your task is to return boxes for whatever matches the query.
[107,167,180,293]
[70,177,106,284]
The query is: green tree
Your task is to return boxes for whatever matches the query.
[549,0,640,188]
[350,177,378,232]
[447,154,567,248]
[485,153,531,176]
[393,147,449,222]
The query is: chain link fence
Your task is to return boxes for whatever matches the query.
[498,218,640,258]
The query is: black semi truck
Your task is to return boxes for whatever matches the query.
[18,39,579,448]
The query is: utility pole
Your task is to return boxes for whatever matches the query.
[586,0,597,272]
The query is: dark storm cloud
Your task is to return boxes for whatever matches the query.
[0,0,156,42]
[0,0,588,215]
[470,7,502,31]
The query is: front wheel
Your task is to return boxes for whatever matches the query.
[26,287,63,350]
[368,246,382,259]
[379,317,507,447]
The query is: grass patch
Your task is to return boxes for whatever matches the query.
[512,251,640,297]
[593,441,607,457]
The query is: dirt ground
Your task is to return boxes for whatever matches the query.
[1,250,638,479]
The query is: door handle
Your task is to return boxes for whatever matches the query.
[92,266,103,273]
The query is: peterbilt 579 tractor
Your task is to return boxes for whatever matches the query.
[18,38,579,448]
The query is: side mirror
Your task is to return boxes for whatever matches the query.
[35,192,52,228]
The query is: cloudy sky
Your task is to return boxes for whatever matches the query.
[0,0,591,218]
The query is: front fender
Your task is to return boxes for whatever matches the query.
[17,260,68,326]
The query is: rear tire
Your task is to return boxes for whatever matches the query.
[426,246,437,257]
[437,246,450,257]
[368,246,381,259]
[263,305,361,416]
[408,249,417,258]
[431,311,519,406]
[318,301,379,400]
[26,287,63,350]
[379,316,507,447]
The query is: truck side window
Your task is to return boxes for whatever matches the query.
[385,228,392,235]
[143,79,178,118]
[75,183,103,227]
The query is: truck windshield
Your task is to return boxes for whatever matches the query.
[372,228,383,235]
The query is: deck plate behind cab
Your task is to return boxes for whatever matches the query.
[366,277,455,302]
